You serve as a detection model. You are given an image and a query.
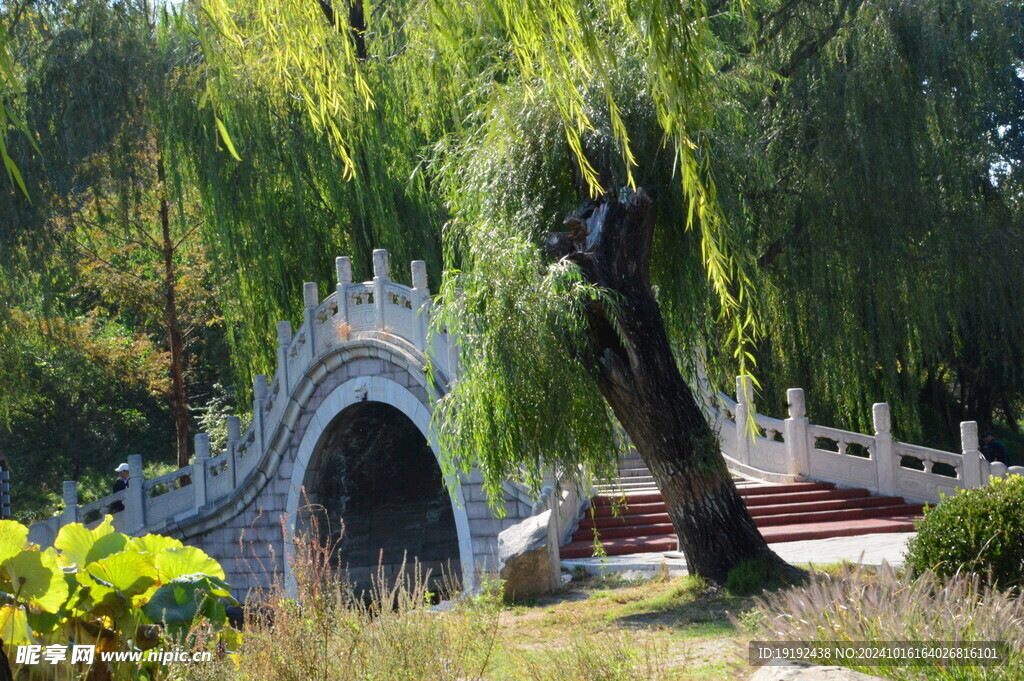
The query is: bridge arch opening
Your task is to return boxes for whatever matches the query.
[295,400,462,594]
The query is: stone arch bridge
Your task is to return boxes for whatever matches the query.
[29,250,1024,599]
[29,250,542,599]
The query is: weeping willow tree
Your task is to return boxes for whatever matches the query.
[181,0,1024,580]
[193,0,793,583]
[712,0,1024,443]
[173,0,445,389]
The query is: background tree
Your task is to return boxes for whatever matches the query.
[709,0,1024,453]
[0,0,230,515]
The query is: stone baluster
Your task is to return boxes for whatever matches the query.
[410,260,429,351]
[784,388,810,478]
[373,249,390,331]
[960,421,986,487]
[542,479,561,593]
[872,403,897,496]
[193,434,210,513]
[336,256,352,327]
[276,321,292,393]
[735,375,754,465]
[62,480,78,526]
[303,282,319,364]
[226,416,241,489]
[126,454,145,533]
[253,375,268,458]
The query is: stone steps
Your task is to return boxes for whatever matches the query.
[561,479,923,559]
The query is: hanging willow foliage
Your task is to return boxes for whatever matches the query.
[191,0,764,490]
[716,0,1024,441]
[169,1,445,389]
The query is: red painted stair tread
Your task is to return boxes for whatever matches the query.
[565,481,924,559]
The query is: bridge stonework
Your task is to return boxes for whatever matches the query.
[30,250,536,601]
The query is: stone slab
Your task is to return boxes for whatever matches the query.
[563,532,914,579]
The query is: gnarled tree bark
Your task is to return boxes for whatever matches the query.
[548,188,792,583]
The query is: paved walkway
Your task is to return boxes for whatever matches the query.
[563,532,915,579]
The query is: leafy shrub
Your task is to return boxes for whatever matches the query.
[743,565,1024,681]
[905,474,1024,587]
[0,516,235,679]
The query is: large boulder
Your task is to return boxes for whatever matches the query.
[498,510,553,600]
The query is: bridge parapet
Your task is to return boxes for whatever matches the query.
[705,376,1024,504]
[28,250,456,548]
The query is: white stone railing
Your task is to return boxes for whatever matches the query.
[707,375,1024,504]
[28,249,457,548]
[535,465,592,590]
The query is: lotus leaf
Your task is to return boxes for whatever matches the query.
[54,517,127,568]
[84,549,158,604]
[154,546,224,581]
[0,520,28,565]
[0,605,34,645]
[142,575,229,639]
[4,548,69,613]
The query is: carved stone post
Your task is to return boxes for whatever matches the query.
[193,434,209,513]
[543,484,561,593]
[226,416,241,489]
[784,388,810,478]
[411,260,429,351]
[303,282,319,363]
[873,403,897,496]
[336,256,352,327]
[62,480,78,526]
[127,454,145,533]
[735,375,754,465]
[253,375,268,456]
[276,321,292,394]
[960,421,985,487]
[373,249,390,331]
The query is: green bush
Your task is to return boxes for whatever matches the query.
[905,474,1024,587]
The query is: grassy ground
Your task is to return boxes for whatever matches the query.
[489,571,766,680]
[180,551,1022,681]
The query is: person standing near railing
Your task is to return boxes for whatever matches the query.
[980,432,1010,465]
[109,463,129,513]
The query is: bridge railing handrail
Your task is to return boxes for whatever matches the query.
[28,250,455,548]
[702,374,1024,503]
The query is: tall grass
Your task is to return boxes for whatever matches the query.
[177,517,670,681]
[741,565,1024,681]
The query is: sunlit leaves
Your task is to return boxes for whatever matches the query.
[85,549,158,599]
[0,520,29,565]
[0,518,235,665]
[155,546,226,582]
[130,533,185,559]
[2,549,68,614]
[0,605,34,645]
[196,0,372,178]
[54,516,126,569]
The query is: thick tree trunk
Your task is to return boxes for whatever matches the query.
[549,189,791,584]
[157,154,190,468]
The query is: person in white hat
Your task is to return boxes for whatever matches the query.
[109,463,129,513]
